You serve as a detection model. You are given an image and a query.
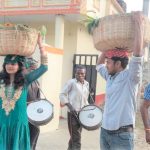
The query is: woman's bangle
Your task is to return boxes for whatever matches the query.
[145,128,150,131]
[41,55,48,65]
[39,46,44,49]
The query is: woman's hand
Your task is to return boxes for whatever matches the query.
[37,33,47,56]
[37,33,43,46]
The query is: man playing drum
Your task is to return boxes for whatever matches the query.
[96,12,144,150]
[59,65,89,150]
[24,58,41,150]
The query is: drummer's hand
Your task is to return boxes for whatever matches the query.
[71,110,78,116]
[66,103,77,115]
[37,33,47,56]
[66,103,74,111]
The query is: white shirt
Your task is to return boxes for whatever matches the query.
[96,56,143,130]
[59,78,89,111]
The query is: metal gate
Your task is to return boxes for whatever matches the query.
[72,54,98,104]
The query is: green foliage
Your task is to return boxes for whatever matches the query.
[81,16,100,34]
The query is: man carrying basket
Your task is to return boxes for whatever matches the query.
[96,12,144,150]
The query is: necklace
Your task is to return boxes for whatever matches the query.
[0,84,23,115]
[6,83,14,100]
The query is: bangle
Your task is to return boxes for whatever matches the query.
[39,46,44,49]
[145,128,150,131]
[41,55,48,65]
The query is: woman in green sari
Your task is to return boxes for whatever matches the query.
[0,34,48,150]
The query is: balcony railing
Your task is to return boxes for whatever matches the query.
[0,0,80,8]
[0,0,87,16]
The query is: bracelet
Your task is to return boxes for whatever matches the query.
[41,55,48,65]
[39,46,44,49]
[145,128,150,131]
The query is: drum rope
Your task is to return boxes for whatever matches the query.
[34,81,47,100]
[88,87,104,111]
[89,90,95,104]
[80,107,97,111]
[85,86,96,104]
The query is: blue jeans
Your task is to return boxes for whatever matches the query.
[100,127,134,150]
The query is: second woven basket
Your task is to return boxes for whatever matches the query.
[92,13,150,51]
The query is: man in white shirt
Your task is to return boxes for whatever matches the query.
[96,12,144,150]
[59,65,89,150]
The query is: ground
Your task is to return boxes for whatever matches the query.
[135,112,150,150]
[36,111,150,150]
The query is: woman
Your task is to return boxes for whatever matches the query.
[0,34,48,150]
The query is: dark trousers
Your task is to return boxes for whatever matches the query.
[67,112,82,150]
[29,122,40,150]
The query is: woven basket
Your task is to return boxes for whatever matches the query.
[0,24,38,56]
[92,13,150,51]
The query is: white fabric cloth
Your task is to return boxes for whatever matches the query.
[59,79,89,111]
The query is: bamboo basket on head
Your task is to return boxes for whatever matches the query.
[89,13,150,52]
[0,23,38,56]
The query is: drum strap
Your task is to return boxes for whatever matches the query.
[34,81,47,100]
[87,87,95,104]
[89,92,95,104]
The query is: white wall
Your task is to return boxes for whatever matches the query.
[76,23,106,95]
[61,21,78,86]
[100,0,107,17]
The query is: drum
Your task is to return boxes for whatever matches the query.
[27,99,53,126]
[78,105,102,131]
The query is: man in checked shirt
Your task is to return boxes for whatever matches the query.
[59,65,89,150]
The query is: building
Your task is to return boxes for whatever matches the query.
[0,0,125,132]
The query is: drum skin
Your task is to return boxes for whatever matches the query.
[27,99,53,126]
[78,105,103,131]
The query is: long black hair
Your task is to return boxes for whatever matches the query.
[0,62,25,89]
